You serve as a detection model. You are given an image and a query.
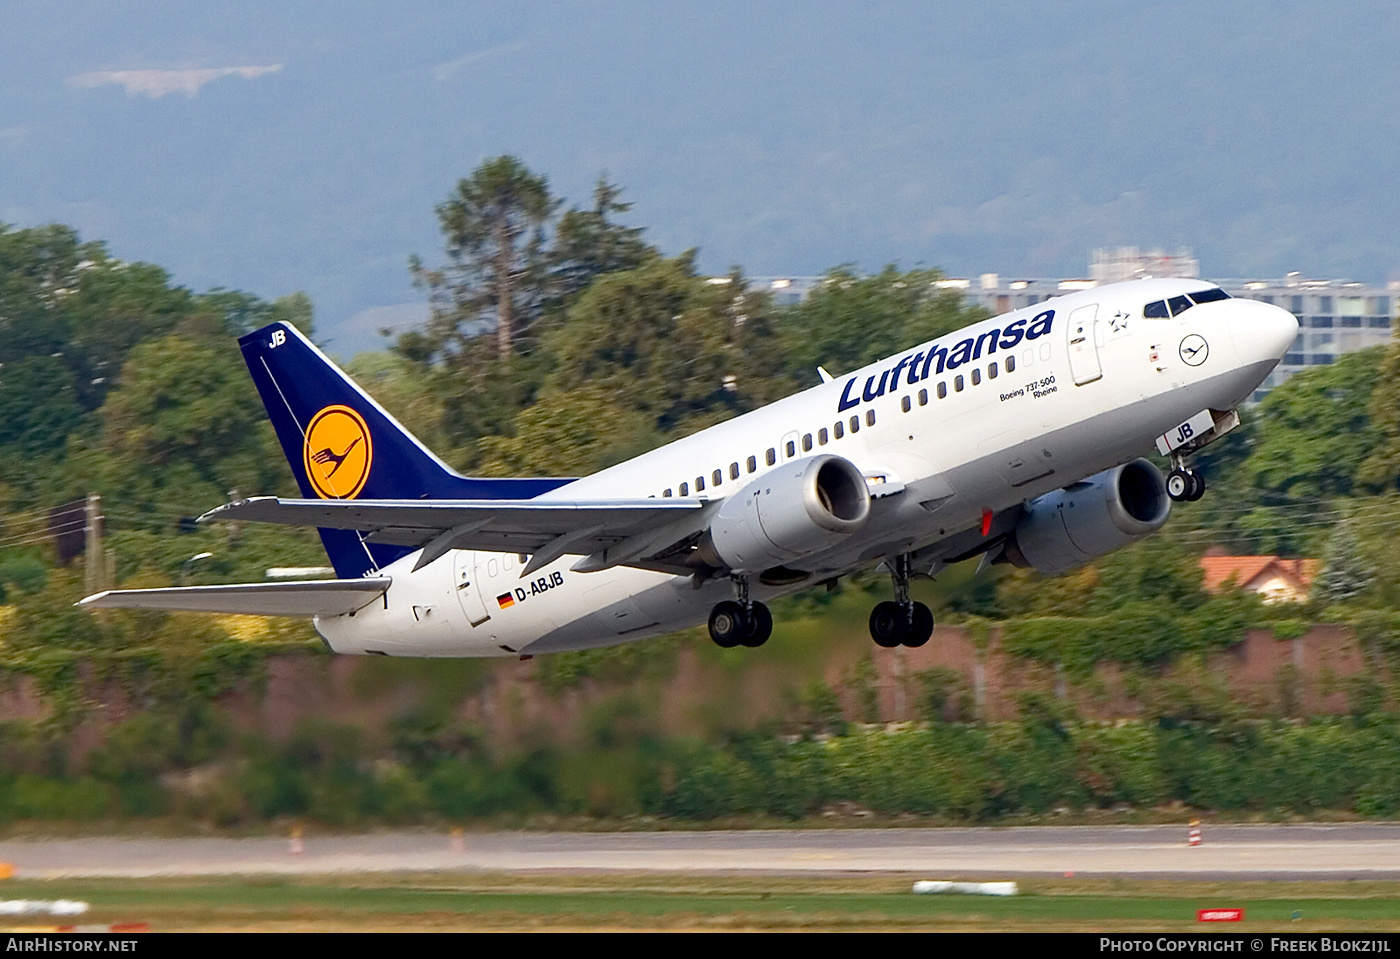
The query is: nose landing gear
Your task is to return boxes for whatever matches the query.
[869,553,935,648]
[708,576,773,648]
[1166,452,1205,502]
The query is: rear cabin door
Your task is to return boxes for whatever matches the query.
[452,550,492,627]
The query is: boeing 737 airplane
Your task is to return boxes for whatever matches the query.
[81,278,1297,657]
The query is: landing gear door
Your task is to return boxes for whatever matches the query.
[1067,304,1102,385]
[452,550,491,627]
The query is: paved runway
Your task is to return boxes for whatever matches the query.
[5,824,1400,880]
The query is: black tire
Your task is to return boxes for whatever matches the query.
[905,602,934,648]
[709,601,748,648]
[742,602,773,647]
[1186,471,1206,502]
[869,601,906,648]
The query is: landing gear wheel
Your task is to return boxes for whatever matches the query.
[870,601,906,648]
[1167,469,1195,502]
[1167,461,1207,502]
[1185,471,1206,502]
[708,601,748,648]
[905,602,935,648]
[1166,469,1188,501]
[741,602,773,648]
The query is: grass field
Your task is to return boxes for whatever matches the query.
[4,875,1400,932]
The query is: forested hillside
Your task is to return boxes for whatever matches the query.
[1,156,1399,825]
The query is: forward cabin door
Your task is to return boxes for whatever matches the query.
[1066,304,1103,385]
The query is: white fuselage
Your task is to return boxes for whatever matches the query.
[314,279,1296,657]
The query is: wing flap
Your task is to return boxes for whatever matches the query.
[202,496,707,565]
[79,577,392,617]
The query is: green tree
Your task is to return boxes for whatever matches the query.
[1360,328,1400,490]
[73,334,284,514]
[475,385,661,477]
[0,356,83,457]
[1314,516,1375,605]
[197,289,315,339]
[1244,347,1384,498]
[410,156,560,362]
[542,255,793,434]
[0,224,198,414]
[551,177,656,303]
[778,265,988,384]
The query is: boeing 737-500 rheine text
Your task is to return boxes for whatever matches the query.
[82,279,1297,656]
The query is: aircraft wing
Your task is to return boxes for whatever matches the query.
[79,577,392,616]
[202,496,709,575]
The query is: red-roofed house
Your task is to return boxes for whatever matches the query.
[1199,553,1320,603]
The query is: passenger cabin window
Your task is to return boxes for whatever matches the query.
[766,448,776,466]
[901,396,911,412]
[663,489,672,498]
[834,421,844,439]
[865,410,875,427]
[937,381,947,399]
[849,416,860,433]
[695,476,705,492]
[730,462,740,480]
[747,455,757,473]
[954,375,965,392]
[802,433,812,452]
[712,469,723,486]
[680,482,688,496]
[971,368,981,386]
[785,439,796,457]
[818,428,828,445]
[989,362,999,379]
[918,388,928,405]
[1005,355,1016,373]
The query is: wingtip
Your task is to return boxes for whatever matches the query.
[198,496,275,524]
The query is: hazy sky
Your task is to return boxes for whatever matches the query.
[4,1,1399,354]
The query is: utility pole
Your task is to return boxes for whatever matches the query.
[84,493,103,595]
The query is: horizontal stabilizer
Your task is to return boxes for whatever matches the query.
[78,577,391,617]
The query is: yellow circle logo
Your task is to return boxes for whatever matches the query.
[303,405,372,499]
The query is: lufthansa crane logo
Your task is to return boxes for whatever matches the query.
[1179,334,1209,367]
[303,405,372,499]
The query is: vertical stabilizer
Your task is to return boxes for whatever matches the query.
[238,322,571,577]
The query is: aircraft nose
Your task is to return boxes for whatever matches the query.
[1228,298,1298,365]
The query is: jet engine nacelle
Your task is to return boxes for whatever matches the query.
[701,454,871,572]
[1004,458,1172,576]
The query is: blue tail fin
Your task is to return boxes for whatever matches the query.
[239,322,572,577]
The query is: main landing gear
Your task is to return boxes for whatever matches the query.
[1166,452,1206,503]
[869,553,934,649]
[708,576,773,648]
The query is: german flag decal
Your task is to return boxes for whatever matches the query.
[496,593,515,610]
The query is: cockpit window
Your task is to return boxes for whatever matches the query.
[1189,287,1230,304]
[1144,299,1169,318]
[1168,295,1193,316]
